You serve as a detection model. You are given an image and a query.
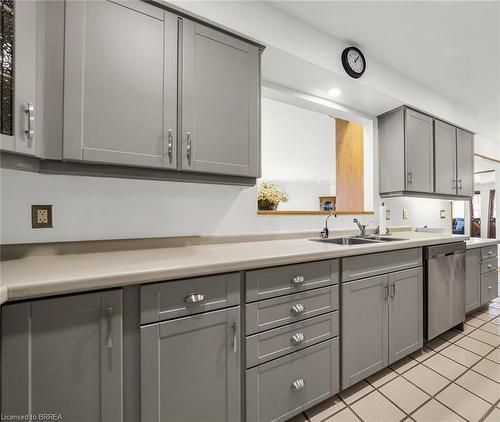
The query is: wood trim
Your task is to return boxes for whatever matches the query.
[257,210,374,216]
[474,153,500,164]
[474,169,496,175]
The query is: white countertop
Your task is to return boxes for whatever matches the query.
[465,237,500,250]
[0,231,468,304]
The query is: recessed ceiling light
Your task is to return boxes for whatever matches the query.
[328,88,341,97]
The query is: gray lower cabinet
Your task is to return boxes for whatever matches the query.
[465,249,481,313]
[342,268,423,388]
[141,307,241,422]
[180,20,261,177]
[246,338,339,422]
[1,290,123,422]
[64,0,177,168]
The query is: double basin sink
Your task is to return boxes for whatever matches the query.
[312,235,408,246]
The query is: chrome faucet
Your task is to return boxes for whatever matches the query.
[353,218,367,237]
[320,212,337,239]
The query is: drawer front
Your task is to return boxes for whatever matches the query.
[342,248,422,282]
[481,245,498,260]
[246,338,339,422]
[481,257,498,275]
[140,273,240,324]
[481,271,499,305]
[246,260,338,302]
[246,312,338,368]
[246,286,338,335]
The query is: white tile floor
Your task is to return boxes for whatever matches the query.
[290,275,500,422]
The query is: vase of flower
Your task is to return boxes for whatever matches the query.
[258,183,288,211]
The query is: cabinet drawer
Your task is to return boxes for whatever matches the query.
[481,271,499,305]
[481,257,498,275]
[140,273,240,324]
[481,245,498,260]
[246,286,338,335]
[341,248,422,282]
[246,260,338,302]
[246,338,339,422]
[246,312,338,368]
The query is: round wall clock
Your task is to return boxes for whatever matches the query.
[341,46,366,79]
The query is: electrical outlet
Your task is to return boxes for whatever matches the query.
[440,209,446,219]
[32,205,53,228]
[402,209,409,219]
[385,209,391,220]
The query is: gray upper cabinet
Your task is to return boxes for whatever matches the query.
[387,268,423,364]
[378,106,474,198]
[141,307,241,422]
[405,109,434,193]
[180,20,261,177]
[0,0,37,155]
[64,0,178,168]
[434,120,457,195]
[1,290,123,422]
[342,275,388,388]
[456,128,474,197]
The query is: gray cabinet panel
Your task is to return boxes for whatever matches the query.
[481,245,498,259]
[140,272,240,324]
[481,271,498,305]
[388,268,423,364]
[378,108,405,193]
[246,311,338,368]
[342,275,388,388]
[434,120,457,195]
[141,307,241,422]
[246,259,338,302]
[481,257,498,275]
[246,285,338,335]
[181,20,260,177]
[1,290,123,422]
[64,0,177,168]
[465,249,481,313]
[456,129,474,197]
[342,248,422,282]
[405,109,434,193]
[246,338,339,422]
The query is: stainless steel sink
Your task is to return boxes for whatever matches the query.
[312,237,381,245]
[365,236,408,242]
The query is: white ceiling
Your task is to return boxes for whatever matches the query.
[269,1,500,143]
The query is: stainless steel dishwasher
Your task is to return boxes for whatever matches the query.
[424,242,466,340]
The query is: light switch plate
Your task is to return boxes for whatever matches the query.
[385,209,391,220]
[32,205,53,228]
[440,209,446,219]
[402,209,409,219]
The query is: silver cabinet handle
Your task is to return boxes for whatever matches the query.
[291,332,305,346]
[290,303,305,315]
[407,171,413,186]
[186,131,192,165]
[458,179,463,190]
[292,275,305,286]
[390,282,396,300]
[451,179,457,190]
[384,284,389,301]
[291,379,305,391]
[184,293,206,304]
[24,103,35,140]
[488,250,493,256]
[106,307,113,349]
[488,286,493,291]
[167,129,173,163]
[488,264,493,269]
[232,321,237,353]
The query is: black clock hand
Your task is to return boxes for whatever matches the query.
[355,56,359,63]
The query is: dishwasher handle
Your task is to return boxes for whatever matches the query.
[425,242,466,260]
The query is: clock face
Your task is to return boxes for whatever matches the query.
[341,47,366,78]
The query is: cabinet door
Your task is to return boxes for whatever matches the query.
[388,268,423,365]
[434,120,457,195]
[405,109,434,193]
[1,290,123,422]
[181,20,260,177]
[342,275,388,388]
[64,0,177,168]
[0,0,37,155]
[456,128,474,197]
[465,249,481,313]
[141,307,241,422]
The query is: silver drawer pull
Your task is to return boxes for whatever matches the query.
[291,332,305,346]
[487,264,494,269]
[291,379,305,391]
[488,250,493,256]
[290,304,305,315]
[24,103,35,141]
[292,275,305,286]
[184,293,206,304]
[167,129,173,163]
[106,307,113,349]
[186,131,192,164]
[488,286,493,291]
